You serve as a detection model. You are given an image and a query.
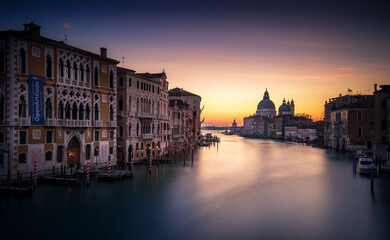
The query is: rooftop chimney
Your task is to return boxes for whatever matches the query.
[100,47,107,58]
[24,22,41,37]
[374,83,377,92]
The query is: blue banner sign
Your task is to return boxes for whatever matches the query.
[29,75,44,125]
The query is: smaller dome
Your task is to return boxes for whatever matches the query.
[279,104,290,113]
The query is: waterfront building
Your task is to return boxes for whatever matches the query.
[243,89,297,138]
[229,119,241,134]
[373,84,390,164]
[324,93,370,147]
[116,67,169,163]
[168,99,189,152]
[296,129,318,142]
[0,23,119,175]
[278,98,294,116]
[256,89,276,117]
[168,88,201,138]
[328,96,374,151]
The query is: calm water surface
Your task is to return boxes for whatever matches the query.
[1,131,390,240]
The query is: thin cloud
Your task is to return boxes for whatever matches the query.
[62,22,72,30]
[337,67,358,71]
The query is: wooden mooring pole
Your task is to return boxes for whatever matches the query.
[371,168,375,192]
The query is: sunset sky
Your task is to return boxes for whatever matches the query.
[2,0,390,126]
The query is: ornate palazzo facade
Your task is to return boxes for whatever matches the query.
[0,23,119,175]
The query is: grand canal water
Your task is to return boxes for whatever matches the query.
[1,131,390,240]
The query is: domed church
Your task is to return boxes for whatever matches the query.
[278,98,295,116]
[256,89,276,118]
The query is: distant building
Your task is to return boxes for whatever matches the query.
[116,67,169,164]
[168,99,189,152]
[243,89,300,139]
[229,119,241,134]
[168,88,201,138]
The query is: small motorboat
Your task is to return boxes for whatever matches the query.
[358,157,376,174]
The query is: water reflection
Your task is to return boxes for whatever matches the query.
[1,130,390,240]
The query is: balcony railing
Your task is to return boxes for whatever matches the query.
[118,111,124,117]
[17,118,30,126]
[57,77,91,89]
[93,120,102,127]
[141,133,154,139]
[109,121,117,128]
[45,119,57,126]
[128,111,135,117]
[57,119,91,127]
[136,112,155,118]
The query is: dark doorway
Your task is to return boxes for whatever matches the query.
[67,137,80,168]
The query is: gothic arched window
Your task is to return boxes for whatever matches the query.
[65,102,71,119]
[94,103,99,120]
[86,65,90,82]
[79,103,84,120]
[80,65,84,81]
[136,122,139,136]
[59,58,64,78]
[73,62,78,80]
[129,122,131,137]
[85,104,90,120]
[58,101,64,119]
[19,95,27,118]
[66,60,71,79]
[72,102,78,120]
[45,98,52,119]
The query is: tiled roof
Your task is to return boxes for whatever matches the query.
[169,87,200,97]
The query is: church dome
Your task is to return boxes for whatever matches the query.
[257,89,275,111]
[278,104,290,113]
[278,98,290,113]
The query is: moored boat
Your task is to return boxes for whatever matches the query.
[357,157,376,174]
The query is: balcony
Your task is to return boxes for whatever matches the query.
[17,118,30,126]
[45,119,57,126]
[109,121,117,128]
[94,120,102,127]
[136,112,155,119]
[118,111,124,117]
[128,111,135,117]
[141,133,154,139]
